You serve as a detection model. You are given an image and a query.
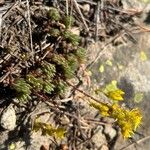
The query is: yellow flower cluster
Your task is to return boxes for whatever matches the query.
[90,102,142,138]
[90,102,110,117]
[107,89,125,101]
[111,104,142,138]
[102,80,125,101]
[33,120,66,139]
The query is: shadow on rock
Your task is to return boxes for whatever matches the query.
[118,77,135,107]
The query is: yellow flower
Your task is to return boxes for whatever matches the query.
[90,102,110,117]
[107,89,125,101]
[90,102,142,138]
[111,104,142,138]
[128,108,142,130]
[121,122,134,138]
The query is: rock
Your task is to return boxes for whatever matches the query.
[92,126,107,148]
[0,105,16,130]
[104,125,117,140]
[60,115,70,125]
[69,27,80,36]
[122,0,145,10]
[82,4,90,14]
[0,0,5,6]
[101,144,109,150]
[0,131,9,149]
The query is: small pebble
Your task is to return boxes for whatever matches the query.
[101,144,109,150]
[104,125,117,140]
[82,4,90,14]
[0,105,16,130]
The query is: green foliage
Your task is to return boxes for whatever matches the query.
[63,16,75,28]
[99,64,105,73]
[49,28,60,37]
[55,80,67,94]
[74,47,86,63]
[27,74,43,91]
[12,7,86,103]
[48,8,60,21]
[63,30,80,46]
[42,62,56,79]
[67,54,78,72]
[33,120,66,139]
[52,54,74,78]
[13,78,32,102]
[43,80,55,94]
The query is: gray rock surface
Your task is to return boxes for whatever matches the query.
[90,23,150,150]
[91,126,107,148]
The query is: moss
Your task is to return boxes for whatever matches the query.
[63,16,75,28]
[55,80,67,95]
[52,54,74,78]
[26,74,43,91]
[13,78,32,102]
[74,47,86,63]
[41,62,56,79]
[11,7,86,102]
[43,81,55,94]
[63,30,80,46]
[66,54,79,72]
[49,29,60,37]
[48,8,61,21]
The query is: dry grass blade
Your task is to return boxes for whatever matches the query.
[120,135,150,150]
[95,1,100,41]
[66,0,69,16]
[26,0,34,62]
[72,0,89,31]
